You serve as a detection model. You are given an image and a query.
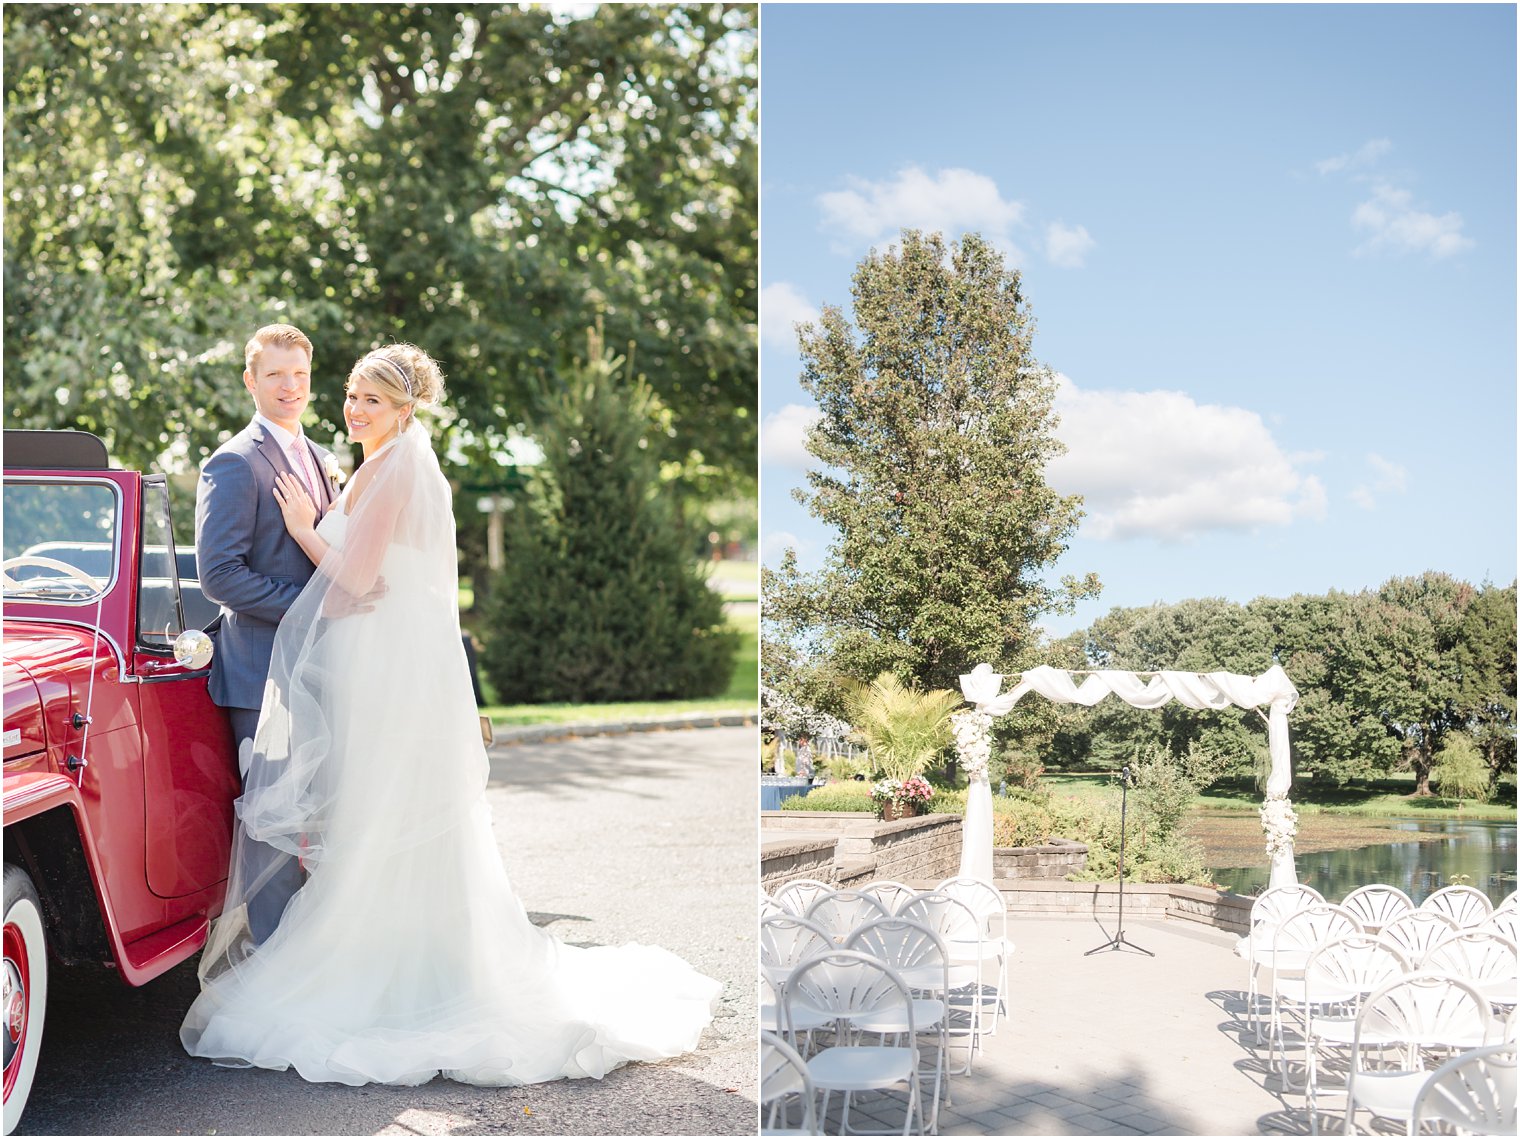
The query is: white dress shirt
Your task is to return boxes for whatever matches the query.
[255,413,321,503]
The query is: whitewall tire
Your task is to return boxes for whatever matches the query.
[3,864,47,1136]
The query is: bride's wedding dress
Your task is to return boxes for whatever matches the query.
[181,428,720,1086]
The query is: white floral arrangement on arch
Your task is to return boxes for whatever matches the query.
[951,708,993,781]
[1260,795,1298,858]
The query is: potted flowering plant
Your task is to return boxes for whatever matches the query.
[870,775,935,821]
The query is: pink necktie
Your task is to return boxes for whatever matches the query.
[290,438,320,503]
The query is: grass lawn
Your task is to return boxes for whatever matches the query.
[706,558,758,601]
[478,605,757,727]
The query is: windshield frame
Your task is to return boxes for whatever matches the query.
[2,475,124,606]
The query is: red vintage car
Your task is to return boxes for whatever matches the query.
[3,430,239,1133]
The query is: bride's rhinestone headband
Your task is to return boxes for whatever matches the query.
[369,353,413,396]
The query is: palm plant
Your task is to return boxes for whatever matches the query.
[842,672,962,782]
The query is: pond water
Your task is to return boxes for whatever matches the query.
[1210,818,1517,905]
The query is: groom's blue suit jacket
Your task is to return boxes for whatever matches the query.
[195,419,336,711]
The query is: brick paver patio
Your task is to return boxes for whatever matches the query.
[818,914,1318,1136]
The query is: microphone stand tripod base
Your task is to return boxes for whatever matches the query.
[1084,926,1154,957]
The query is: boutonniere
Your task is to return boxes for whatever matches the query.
[322,453,346,487]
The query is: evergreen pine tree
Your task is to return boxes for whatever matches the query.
[482,331,738,703]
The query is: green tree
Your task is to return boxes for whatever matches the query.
[1451,581,1518,782]
[1251,589,1400,786]
[762,230,1099,702]
[4,2,756,515]
[1341,573,1472,796]
[479,330,737,703]
[1430,733,1491,809]
[1052,597,1275,781]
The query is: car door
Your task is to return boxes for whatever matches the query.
[131,476,240,900]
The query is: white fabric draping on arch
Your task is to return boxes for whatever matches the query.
[957,663,1300,886]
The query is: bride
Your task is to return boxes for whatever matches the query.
[180,344,721,1086]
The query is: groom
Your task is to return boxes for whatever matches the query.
[196,322,340,942]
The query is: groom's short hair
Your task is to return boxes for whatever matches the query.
[245,324,313,374]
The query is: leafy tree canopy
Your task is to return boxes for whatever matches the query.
[762,229,1100,710]
[4,2,756,496]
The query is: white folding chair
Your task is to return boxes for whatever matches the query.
[1422,885,1495,929]
[1423,931,1519,1009]
[762,1030,822,1136]
[1408,1041,1517,1136]
[1299,936,1413,1134]
[1344,972,1495,1135]
[1244,885,1326,1042]
[936,876,1013,1037]
[1265,904,1363,1082]
[1341,885,1414,934]
[775,878,835,916]
[845,918,952,1131]
[1380,910,1462,965]
[862,880,919,916]
[901,890,993,1062]
[762,889,784,921]
[785,950,927,1136]
[805,889,891,944]
[1481,906,1519,949]
[762,914,837,1052]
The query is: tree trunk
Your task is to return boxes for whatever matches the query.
[1406,742,1434,796]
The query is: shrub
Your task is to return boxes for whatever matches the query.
[481,333,738,703]
[1000,744,1045,791]
[1431,734,1491,806]
[779,783,874,812]
[822,751,873,782]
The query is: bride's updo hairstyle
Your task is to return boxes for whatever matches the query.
[348,343,446,427]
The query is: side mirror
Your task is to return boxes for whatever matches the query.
[172,629,214,670]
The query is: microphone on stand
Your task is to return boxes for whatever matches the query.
[1086,762,1154,957]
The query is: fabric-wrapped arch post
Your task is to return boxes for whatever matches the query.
[956,663,1301,887]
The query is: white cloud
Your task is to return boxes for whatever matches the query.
[1045,222,1095,269]
[761,403,822,470]
[1352,182,1474,259]
[1047,375,1327,542]
[760,282,820,351]
[817,166,1026,249]
[761,529,814,566]
[1350,451,1408,510]
[1316,138,1392,176]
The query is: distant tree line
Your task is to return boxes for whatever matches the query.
[1040,574,1516,796]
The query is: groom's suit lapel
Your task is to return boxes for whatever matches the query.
[249,419,333,510]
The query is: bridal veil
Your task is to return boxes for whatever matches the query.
[183,422,720,1086]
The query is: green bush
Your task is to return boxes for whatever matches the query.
[779,783,874,812]
[822,752,874,781]
[481,337,737,703]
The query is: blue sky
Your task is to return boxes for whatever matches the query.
[759,2,1517,641]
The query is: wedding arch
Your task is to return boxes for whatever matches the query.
[954,663,1301,887]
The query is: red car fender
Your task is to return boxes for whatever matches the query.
[3,771,85,827]
[2,771,208,986]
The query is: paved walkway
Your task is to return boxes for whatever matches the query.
[821,915,1315,1136]
[17,728,756,1137]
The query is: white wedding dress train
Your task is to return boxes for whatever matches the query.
[181,431,720,1086]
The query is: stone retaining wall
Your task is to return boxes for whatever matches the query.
[760,811,963,891]
[893,878,1253,935]
[993,837,1088,879]
[759,836,837,892]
